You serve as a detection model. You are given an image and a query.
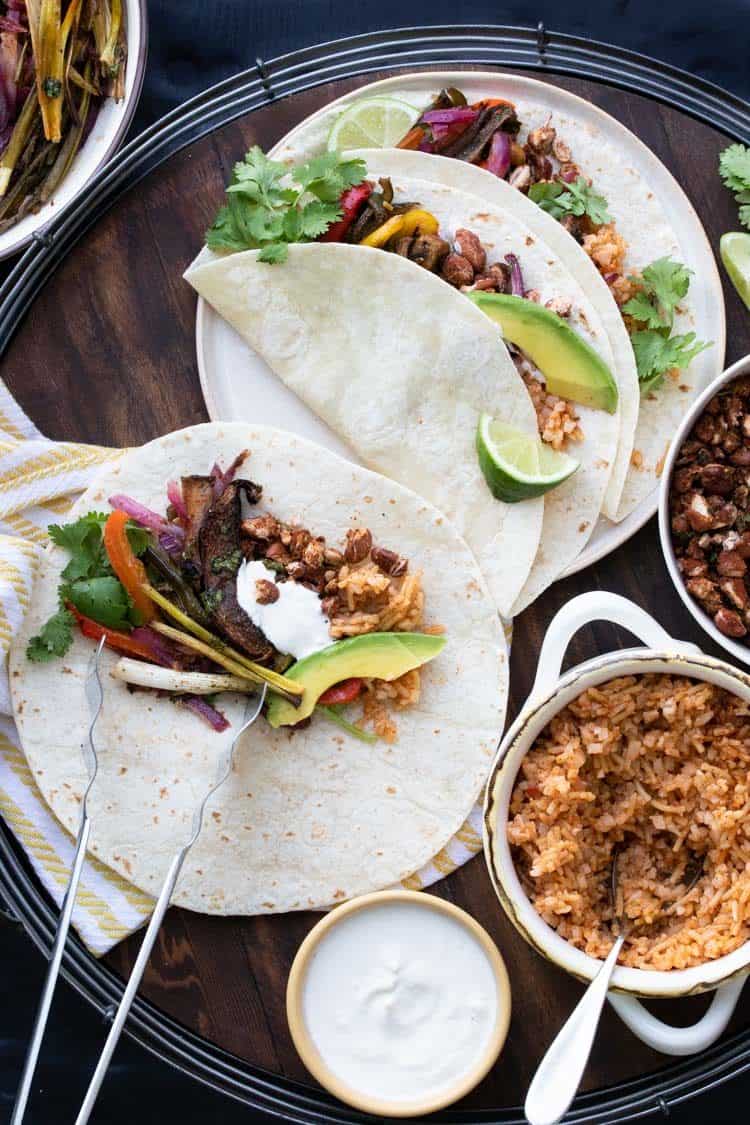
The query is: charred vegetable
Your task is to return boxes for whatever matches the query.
[0,0,127,232]
[198,480,276,662]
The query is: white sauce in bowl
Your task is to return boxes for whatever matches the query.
[235,558,331,660]
[299,898,501,1106]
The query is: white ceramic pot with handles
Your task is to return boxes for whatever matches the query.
[484,591,750,1057]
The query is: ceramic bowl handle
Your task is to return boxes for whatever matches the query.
[531,591,688,703]
[609,977,746,1056]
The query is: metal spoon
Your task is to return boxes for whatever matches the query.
[524,847,704,1125]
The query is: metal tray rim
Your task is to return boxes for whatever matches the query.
[2,23,750,1125]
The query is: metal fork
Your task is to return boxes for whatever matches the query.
[11,636,106,1125]
[72,679,267,1125]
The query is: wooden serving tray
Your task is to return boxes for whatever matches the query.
[3,62,750,1121]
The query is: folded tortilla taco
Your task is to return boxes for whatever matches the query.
[10,423,508,914]
[270,71,720,524]
[187,157,622,614]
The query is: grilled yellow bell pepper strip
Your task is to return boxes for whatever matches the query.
[359,208,439,248]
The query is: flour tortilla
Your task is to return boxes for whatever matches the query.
[186,243,545,618]
[269,71,723,523]
[187,177,620,615]
[345,148,637,522]
[10,423,508,915]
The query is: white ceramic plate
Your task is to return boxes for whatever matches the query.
[195,70,725,582]
[0,0,146,260]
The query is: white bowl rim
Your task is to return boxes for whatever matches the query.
[658,353,750,669]
[484,644,750,999]
[0,0,147,260]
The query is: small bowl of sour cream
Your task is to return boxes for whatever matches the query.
[286,890,511,1117]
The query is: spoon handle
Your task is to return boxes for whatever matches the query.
[525,934,625,1125]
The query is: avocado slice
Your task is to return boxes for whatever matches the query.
[266,632,446,728]
[468,292,619,414]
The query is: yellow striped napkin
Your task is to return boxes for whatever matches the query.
[0,385,154,955]
[0,382,496,955]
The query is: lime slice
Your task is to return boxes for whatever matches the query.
[720,231,750,311]
[476,415,580,502]
[327,97,418,152]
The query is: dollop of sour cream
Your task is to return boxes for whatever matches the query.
[235,558,331,660]
[301,899,499,1105]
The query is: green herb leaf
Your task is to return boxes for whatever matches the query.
[49,511,110,581]
[26,608,74,662]
[205,205,251,252]
[48,512,149,582]
[206,147,367,262]
[635,257,692,326]
[718,144,750,230]
[719,144,750,194]
[257,241,288,263]
[562,178,612,225]
[298,200,342,239]
[621,290,665,330]
[528,180,566,218]
[65,576,133,630]
[631,329,711,394]
[529,177,610,225]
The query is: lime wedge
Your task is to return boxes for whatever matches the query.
[327,97,418,152]
[476,415,579,502]
[720,231,750,310]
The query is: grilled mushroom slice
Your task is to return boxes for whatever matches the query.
[181,475,216,558]
[199,480,274,662]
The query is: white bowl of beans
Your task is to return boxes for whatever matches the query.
[658,353,750,666]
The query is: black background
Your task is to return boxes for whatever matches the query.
[1,1,748,1121]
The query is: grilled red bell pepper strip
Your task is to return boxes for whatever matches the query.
[318,678,363,706]
[103,509,155,623]
[318,181,373,242]
[67,604,160,661]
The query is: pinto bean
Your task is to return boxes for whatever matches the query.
[454,229,486,272]
[441,253,474,287]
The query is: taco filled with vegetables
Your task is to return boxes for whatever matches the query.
[187,147,626,613]
[270,71,718,523]
[11,423,507,914]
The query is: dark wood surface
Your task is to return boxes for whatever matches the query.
[5,69,750,1110]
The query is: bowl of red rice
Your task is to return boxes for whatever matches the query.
[484,591,750,1054]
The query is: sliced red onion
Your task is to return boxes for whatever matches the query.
[504,253,525,297]
[209,450,247,498]
[603,272,619,284]
[109,494,185,543]
[159,530,184,556]
[422,107,478,126]
[486,131,511,178]
[130,626,178,668]
[183,696,230,732]
[418,136,435,153]
[166,480,188,521]
[560,168,578,184]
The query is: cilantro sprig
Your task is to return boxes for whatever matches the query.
[26,513,151,663]
[719,144,750,230]
[528,177,612,227]
[206,147,367,263]
[621,257,711,394]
